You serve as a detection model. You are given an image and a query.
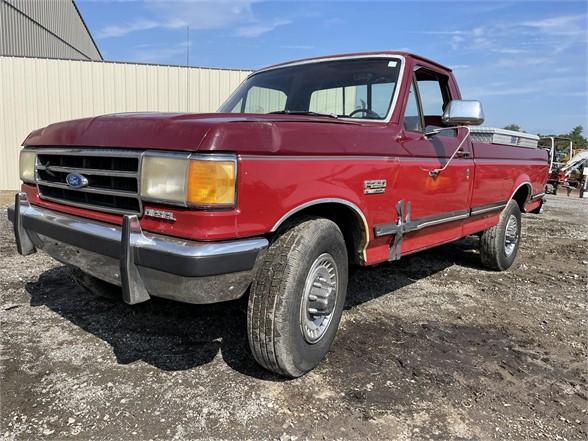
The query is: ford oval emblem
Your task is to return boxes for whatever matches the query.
[65,173,89,189]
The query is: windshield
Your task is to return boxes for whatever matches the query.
[218,57,402,120]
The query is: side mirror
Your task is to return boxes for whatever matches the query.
[442,100,484,126]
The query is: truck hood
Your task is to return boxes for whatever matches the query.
[24,112,404,156]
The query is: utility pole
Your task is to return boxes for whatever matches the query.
[186,25,190,67]
[186,25,190,111]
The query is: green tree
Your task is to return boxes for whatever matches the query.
[567,125,587,149]
[503,124,522,132]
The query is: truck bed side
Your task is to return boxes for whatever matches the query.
[470,141,549,212]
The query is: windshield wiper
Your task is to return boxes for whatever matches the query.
[268,110,339,119]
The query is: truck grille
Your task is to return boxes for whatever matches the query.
[35,149,142,215]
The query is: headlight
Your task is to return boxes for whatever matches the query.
[140,155,188,205]
[140,154,237,208]
[19,150,37,184]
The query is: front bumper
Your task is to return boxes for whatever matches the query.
[7,193,268,305]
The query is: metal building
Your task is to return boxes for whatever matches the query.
[0,0,102,60]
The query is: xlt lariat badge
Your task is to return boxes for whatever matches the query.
[364,180,387,194]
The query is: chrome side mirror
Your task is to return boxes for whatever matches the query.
[442,100,484,126]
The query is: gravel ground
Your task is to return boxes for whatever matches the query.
[1,194,587,440]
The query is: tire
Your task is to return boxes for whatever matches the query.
[479,199,522,271]
[247,218,348,378]
[68,267,120,299]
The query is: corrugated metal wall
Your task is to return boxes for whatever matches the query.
[1,0,102,60]
[0,56,252,189]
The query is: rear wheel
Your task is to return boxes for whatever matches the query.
[247,218,348,378]
[479,199,522,271]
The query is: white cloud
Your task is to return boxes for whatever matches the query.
[560,91,588,97]
[465,76,586,98]
[493,48,528,55]
[520,13,588,53]
[477,86,544,97]
[451,34,464,50]
[415,30,465,35]
[97,19,163,38]
[495,56,554,67]
[521,14,587,35]
[96,0,291,40]
[236,19,291,38]
[417,13,587,55]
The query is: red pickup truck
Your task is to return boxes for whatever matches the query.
[8,52,548,377]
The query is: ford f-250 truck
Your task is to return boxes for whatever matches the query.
[8,52,548,377]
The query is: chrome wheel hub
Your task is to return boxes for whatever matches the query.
[300,253,339,344]
[504,214,519,256]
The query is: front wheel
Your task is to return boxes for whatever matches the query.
[479,199,522,271]
[247,218,348,378]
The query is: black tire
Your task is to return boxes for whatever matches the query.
[479,199,522,271]
[247,218,348,378]
[68,267,120,299]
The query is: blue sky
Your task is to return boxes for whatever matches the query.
[77,0,587,134]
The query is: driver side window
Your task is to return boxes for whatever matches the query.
[403,81,423,132]
[414,68,452,129]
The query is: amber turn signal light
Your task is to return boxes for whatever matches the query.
[187,159,236,207]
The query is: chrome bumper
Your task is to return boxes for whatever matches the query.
[7,193,268,305]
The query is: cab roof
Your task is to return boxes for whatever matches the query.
[255,51,452,74]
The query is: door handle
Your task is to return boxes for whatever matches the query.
[455,149,470,158]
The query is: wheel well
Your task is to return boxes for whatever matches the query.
[511,184,531,211]
[272,203,367,265]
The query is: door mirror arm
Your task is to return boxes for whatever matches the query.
[427,126,471,177]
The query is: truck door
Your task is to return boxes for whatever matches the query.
[395,68,474,254]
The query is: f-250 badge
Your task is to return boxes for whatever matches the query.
[364,179,387,194]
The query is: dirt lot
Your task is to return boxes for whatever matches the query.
[1,194,587,440]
